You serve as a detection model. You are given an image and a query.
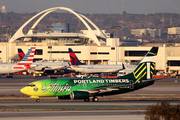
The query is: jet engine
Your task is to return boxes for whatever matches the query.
[70,91,89,99]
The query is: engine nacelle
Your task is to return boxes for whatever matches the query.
[70,91,89,99]
[57,96,70,99]
[44,70,55,74]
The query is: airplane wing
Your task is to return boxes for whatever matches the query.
[31,62,70,71]
[45,66,65,70]
[142,78,163,82]
[110,63,126,73]
[77,84,132,94]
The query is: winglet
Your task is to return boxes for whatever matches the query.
[122,63,125,70]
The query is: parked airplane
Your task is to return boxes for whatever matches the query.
[69,48,136,74]
[0,47,36,75]
[20,47,158,102]
[18,48,71,75]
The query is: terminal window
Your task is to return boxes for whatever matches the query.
[33,58,43,62]
[90,52,109,55]
[98,52,109,55]
[167,60,180,66]
[35,49,43,55]
[125,51,148,56]
[48,51,81,53]
[111,47,115,50]
[90,52,97,54]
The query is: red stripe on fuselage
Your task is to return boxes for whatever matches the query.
[13,66,31,69]
[17,63,32,65]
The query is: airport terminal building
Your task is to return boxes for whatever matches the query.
[1,7,180,75]
[1,41,180,75]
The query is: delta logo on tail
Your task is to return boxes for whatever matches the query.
[68,48,85,65]
[21,47,159,102]
[18,48,25,61]
[13,47,36,69]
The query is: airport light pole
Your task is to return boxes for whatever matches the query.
[2,26,10,63]
[2,25,10,42]
[46,26,54,61]
[111,26,121,64]
[165,26,172,43]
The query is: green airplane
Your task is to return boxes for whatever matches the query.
[20,47,158,102]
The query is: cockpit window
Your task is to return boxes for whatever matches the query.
[27,84,35,87]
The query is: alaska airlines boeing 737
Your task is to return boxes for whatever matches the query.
[68,48,134,74]
[21,47,158,102]
[0,47,36,75]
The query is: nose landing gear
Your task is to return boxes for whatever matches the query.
[36,99,40,102]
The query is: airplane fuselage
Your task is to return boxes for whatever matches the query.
[31,62,70,71]
[71,64,136,74]
[71,65,122,74]
[20,78,154,98]
[0,63,27,74]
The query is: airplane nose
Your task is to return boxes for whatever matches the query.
[20,87,28,94]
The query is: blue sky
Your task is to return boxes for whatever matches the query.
[1,0,180,14]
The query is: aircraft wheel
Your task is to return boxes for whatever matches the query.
[92,97,98,102]
[84,98,90,102]
[36,99,40,102]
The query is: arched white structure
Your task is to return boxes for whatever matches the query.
[9,7,106,46]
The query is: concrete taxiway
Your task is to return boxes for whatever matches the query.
[0,75,180,120]
[0,110,145,120]
[0,100,179,106]
[1,101,179,120]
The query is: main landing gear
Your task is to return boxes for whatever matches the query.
[84,97,98,102]
[92,97,98,102]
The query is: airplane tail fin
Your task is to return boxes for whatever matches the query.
[18,48,25,61]
[68,48,85,65]
[118,47,159,83]
[122,63,125,70]
[13,47,36,69]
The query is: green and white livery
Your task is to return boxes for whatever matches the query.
[20,47,159,102]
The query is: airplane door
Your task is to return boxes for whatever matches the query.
[41,81,48,88]
[8,66,12,72]
[130,80,134,89]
